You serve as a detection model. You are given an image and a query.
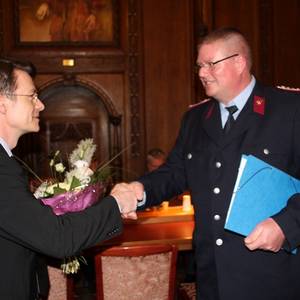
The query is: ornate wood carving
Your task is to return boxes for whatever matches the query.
[128,0,141,157]
[39,77,120,118]
[23,55,126,74]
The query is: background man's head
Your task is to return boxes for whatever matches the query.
[146,148,166,172]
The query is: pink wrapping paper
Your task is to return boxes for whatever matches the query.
[41,183,104,215]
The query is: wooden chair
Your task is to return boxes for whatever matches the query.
[94,244,178,300]
[47,266,74,300]
[178,282,196,300]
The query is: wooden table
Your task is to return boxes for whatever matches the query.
[89,206,195,252]
[102,220,194,250]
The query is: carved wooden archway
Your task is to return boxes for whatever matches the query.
[15,75,123,181]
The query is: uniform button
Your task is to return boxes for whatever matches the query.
[187,153,192,159]
[263,148,270,155]
[214,214,221,221]
[215,161,222,168]
[213,187,220,194]
[216,239,223,246]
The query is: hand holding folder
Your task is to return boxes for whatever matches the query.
[225,155,300,237]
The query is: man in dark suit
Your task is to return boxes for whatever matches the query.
[128,28,300,299]
[0,57,138,299]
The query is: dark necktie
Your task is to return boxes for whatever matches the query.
[224,105,238,134]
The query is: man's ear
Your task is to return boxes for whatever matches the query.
[236,55,247,74]
[0,95,7,114]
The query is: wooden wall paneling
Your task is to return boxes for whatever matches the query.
[272,0,300,87]
[256,0,274,85]
[200,0,213,31]
[142,0,194,160]
[193,0,212,102]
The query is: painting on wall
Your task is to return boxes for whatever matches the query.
[16,0,119,45]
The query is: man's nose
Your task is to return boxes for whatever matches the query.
[36,98,45,111]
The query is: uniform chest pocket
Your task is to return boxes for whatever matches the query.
[183,149,210,163]
[183,149,213,176]
[243,144,291,170]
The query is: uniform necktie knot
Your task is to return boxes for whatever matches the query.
[224,105,238,134]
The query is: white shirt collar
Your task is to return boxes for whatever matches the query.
[0,137,13,157]
[219,76,256,126]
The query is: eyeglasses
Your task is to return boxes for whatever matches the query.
[195,53,239,72]
[6,92,39,104]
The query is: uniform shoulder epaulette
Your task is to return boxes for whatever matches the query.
[276,85,300,92]
[188,98,212,109]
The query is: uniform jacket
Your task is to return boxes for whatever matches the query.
[139,82,300,300]
[0,145,122,300]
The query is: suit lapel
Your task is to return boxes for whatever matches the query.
[202,82,267,148]
[202,100,223,146]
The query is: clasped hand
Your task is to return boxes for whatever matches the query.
[110,182,144,220]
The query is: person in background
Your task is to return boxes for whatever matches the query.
[0,57,137,299]
[147,148,184,207]
[126,28,300,299]
[146,148,166,172]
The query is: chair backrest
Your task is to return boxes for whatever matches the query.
[94,244,178,300]
[47,266,74,300]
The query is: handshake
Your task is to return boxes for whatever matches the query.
[109,182,144,219]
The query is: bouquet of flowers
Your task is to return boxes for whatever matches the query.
[32,138,112,274]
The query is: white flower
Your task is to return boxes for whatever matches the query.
[45,182,71,194]
[73,160,89,169]
[65,165,94,187]
[73,160,94,180]
[34,182,49,198]
[69,139,96,167]
[55,162,65,173]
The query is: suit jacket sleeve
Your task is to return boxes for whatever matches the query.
[0,150,123,258]
[271,90,300,251]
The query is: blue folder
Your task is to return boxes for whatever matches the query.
[225,154,300,237]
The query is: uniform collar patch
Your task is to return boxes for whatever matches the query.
[253,95,265,115]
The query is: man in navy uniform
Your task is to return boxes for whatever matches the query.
[128,28,300,299]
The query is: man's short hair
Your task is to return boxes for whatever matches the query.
[147,148,166,159]
[0,57,35,96]
[198,27,252,70]
[146,148,166,172]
